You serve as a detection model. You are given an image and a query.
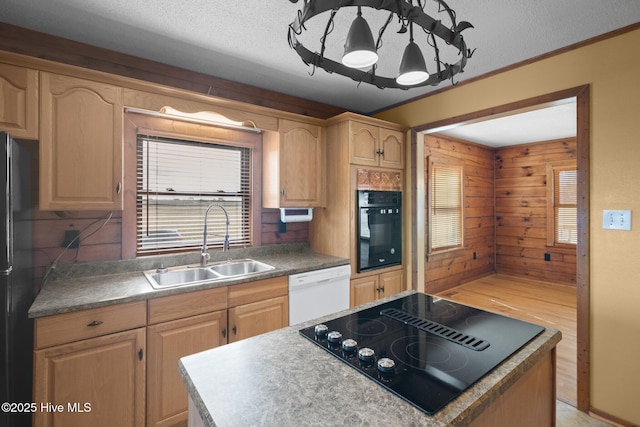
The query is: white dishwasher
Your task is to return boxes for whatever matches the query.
[288,264,351,325]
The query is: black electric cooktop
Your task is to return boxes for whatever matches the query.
[299,293,545,415]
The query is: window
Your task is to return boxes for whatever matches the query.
[427,157,464,254]
[137,135,252,254]
[547,163,577,246]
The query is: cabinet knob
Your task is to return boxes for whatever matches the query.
[232,325,237,335]
[222,327,227,338]
[281,189,285,198]
[87,320,103,327]
[116,182,122,194]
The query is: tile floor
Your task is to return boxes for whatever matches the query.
[557,401,613,426]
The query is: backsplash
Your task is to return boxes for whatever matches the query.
[32,207,308,291]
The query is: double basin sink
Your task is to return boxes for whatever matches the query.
[144,259,275,289]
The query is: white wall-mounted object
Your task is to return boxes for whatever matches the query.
[280,208,313,223]
[602,210,632,230]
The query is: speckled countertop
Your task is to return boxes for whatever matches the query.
[179,291,561,427]
[29,243,349,318]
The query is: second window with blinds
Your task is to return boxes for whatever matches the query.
[427,156,464,255]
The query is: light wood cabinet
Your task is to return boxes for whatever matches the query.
[350,269,404,307]
[228,296,288,343]
[350,120,404,170]
[145,279,287,426]
[34,278,289,427]
[39,72,123,210]
[147,311,226,427]
[312,112,406,297]
[0,62,38,139]
[146,287,227,427]
[228,276,289,343]
[263,118,326,208]
[33,301,147,427]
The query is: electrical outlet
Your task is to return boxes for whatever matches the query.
[62,230,80,248]
[602,210,632,231]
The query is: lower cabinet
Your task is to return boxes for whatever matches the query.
[227,276,289,344]
[350,268,404,307]
[228,295,288,343]
[33,276,290,427]
[33,301,147,427]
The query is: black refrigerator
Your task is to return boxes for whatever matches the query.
[1,132,34,427]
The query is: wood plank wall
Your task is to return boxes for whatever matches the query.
[423,134,495,294]
[495,138,577,285]
[31,208,308,288]
[422,134,578,293]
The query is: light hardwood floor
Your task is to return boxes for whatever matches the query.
[435,274,577,405]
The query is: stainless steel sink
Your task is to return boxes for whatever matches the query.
[209,259,275,277]
[144,267,223,289]
[144,259,275,289]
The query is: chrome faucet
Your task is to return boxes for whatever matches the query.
[201,203,230,266]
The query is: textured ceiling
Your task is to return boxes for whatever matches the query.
[1,0,639,115]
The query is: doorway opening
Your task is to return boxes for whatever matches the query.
[411,85,590,411]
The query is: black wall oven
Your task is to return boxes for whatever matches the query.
[357,190,402,272]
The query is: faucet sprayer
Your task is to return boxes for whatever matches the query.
[201,203,230,266]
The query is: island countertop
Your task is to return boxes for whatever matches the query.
[179,291,561,427]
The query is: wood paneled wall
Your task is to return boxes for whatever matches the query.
[31,208,307,287]
[495,138,577,285]
[423,134,495,294]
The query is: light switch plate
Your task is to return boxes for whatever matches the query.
[602,210,632,230]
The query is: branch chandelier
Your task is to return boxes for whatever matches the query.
[288,0,475,89]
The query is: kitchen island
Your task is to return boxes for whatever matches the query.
[179,291,561,427]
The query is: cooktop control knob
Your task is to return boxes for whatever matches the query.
[377,357,395,373]
[314,324,329,339]
[327,331,342,344]
[342,338,358,354]
[358,347,375,364]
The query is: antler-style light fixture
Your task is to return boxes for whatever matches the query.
[288,0,474,89]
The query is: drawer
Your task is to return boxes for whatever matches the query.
[228,276,288,308]
[34,300,147,349]
[148,286,227,325]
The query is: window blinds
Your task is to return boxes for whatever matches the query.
[430,164,463,251]
[136,135,251,254]
[555,168,577,245]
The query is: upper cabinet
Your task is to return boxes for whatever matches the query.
[350,120,404,170]
[0,63,38,139]
[40,72,123,210]
[263,118,326,208]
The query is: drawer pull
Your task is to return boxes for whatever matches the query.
[87,320,103,327]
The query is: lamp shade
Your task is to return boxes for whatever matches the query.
[396,41,429,85]
[342,13,378,68]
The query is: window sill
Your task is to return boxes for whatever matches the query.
[426,247,465,262]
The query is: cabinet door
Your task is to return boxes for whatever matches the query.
[0,63,38,139]
[40,72,123,210]
[380,269,404,298]
[279,119,325,207]
[378,128,404,169]
[350,276,379,307]
[33,328,145,427]
[228,296,288,343]
[147,311,227,427]
[349,121,379,166]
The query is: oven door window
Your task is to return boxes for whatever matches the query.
[359,207,401,271]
